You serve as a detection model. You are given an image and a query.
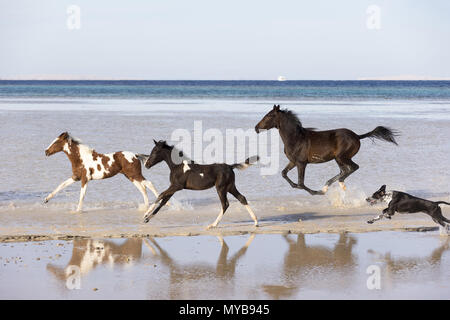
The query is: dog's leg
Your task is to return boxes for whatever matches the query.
[367,213,385,224]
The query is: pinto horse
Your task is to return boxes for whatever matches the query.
[255,105,399,195]
[44,132,159,212]
[142,140,259,229]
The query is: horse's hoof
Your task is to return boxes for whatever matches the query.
[254,223,259,228]
[367,221,373,224]
[206,224,215,230]
[43,199,49,204]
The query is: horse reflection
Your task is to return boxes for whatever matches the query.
[263,233,357,299]
[145,234,255,299]
[47,239,143,282]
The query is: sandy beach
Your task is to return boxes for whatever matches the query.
[0,195,446,243]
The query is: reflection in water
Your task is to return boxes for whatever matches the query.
[42,233,450,299]
[47,239,143,281]
[368,237,450,290]
[263,233,357,299]
[145,235,255,299]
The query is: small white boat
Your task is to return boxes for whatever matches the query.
[277,76,286,81]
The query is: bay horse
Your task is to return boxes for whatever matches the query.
[142,140,259,229]
[44,132,159,212]
[255,105,399,195]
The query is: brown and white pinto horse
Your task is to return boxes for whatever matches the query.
[44,132,159,212]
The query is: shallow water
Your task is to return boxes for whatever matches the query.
[0,98,449,214]
[0,231,448,299]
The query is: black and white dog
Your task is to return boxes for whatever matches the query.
[366,185,450,227]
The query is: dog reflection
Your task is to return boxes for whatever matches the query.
[368,237,449,288]
[263,233,357,299]
[47,239,143,281]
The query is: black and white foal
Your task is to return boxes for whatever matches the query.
[44,132,159,212]
[142,140,259,229]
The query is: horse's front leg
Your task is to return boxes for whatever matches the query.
[44,177,76,203]
[281,162,297,188]
[75,181,88,212]
[295,162,323,195]
[143,185,180,223]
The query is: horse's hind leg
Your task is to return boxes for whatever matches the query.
[337,159,359,190]
[229,185,258,226]
[142,179,159,198]
[132,180,149,210]
[207,187,229,229]
[322,161,347,193]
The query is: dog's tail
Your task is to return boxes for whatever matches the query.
[358,126,399,145]
[136,153,149,164]
[231,156,259,170]
[435,201,450,206]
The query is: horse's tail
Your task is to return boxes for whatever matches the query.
[358,126,399,145]
[435,201,450,206]
[136,153,149,163]
[231,156,260,170]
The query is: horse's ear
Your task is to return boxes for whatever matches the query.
[275,105,280,111]
[153,139,157,145]
[380,185,386,192]
[60,132,69,139]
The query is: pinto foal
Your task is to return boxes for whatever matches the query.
[44,132,159,212]
[142,140,259,229]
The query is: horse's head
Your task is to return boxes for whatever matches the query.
[45,132,71,156]
[145,140,173,169]
[255,105,281,133]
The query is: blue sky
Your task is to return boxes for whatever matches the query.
[1,0,449,79]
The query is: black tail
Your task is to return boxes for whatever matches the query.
[359,126,399,145]
[435,201,450,206]
[231,156,259,170]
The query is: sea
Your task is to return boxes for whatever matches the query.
[1,80,449,211]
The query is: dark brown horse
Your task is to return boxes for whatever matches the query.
[142,140,259,229]
[255,105,399,195]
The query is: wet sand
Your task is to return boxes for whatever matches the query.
[0,195,447,242]
[1,231,449,299]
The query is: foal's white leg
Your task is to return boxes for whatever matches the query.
[142,180,159,198]
[207,209,224,230]
[44,178,75,203]
[244,204,259,227]
[132,180,149,210]
[76,183,88,212]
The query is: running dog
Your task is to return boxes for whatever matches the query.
[366,185,450,227]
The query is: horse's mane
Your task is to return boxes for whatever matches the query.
[279,109,308,134]
[281,109,302,127]
[67,133,82,144]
